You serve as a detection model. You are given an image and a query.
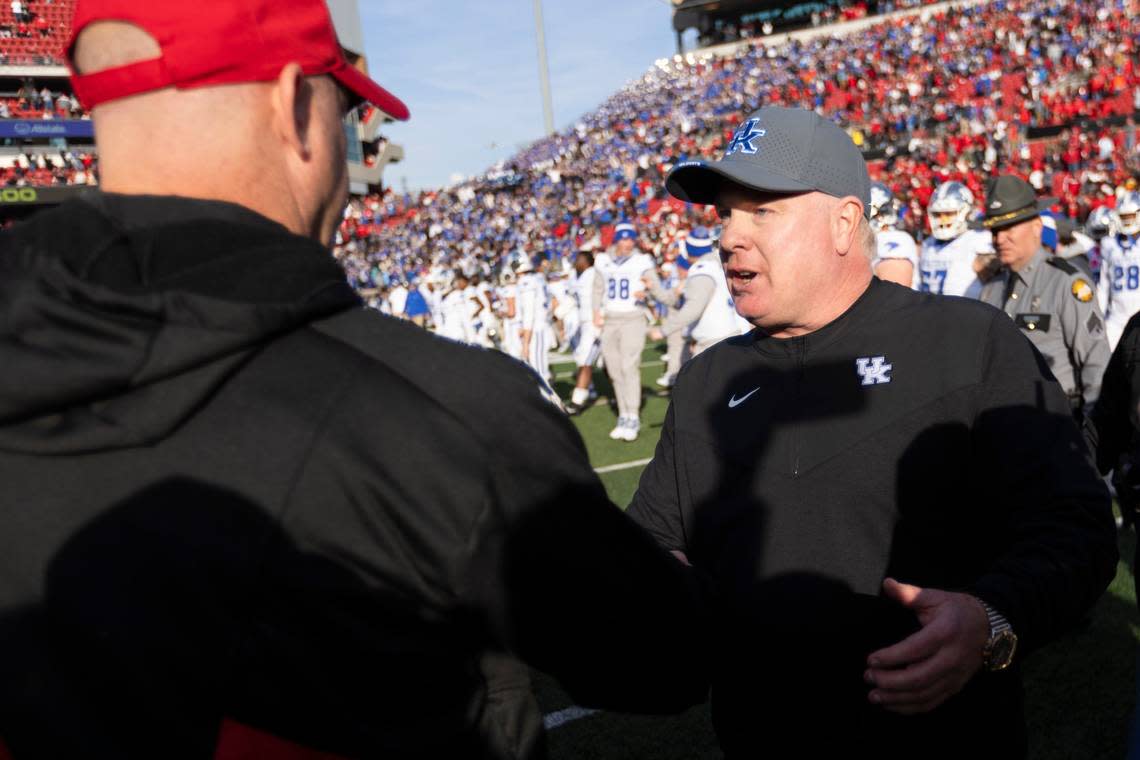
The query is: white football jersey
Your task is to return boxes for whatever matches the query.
[574,266,598,322]
[687,257,751,344]
[425,287,445,329]
[1097,231,1140,350]
[437,289,470,343]
[496,283,522,359]
[595,252,655,314]
[919,229,994,298]
[516,272,550,332]
[872,229,919,290]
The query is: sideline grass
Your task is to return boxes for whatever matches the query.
[551,341,1138,759]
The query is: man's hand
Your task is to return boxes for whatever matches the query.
[648,327,664,341]
[973,253,1001,282]
[864,577,989,714]
[593,311,605,328]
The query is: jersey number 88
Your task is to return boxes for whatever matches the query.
[608,278,630,300]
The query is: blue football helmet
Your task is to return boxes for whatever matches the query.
[869,182,899,230]
[1085,206,1115,240]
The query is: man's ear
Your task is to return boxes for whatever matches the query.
[833,196,863,257]
[272,62,313,160]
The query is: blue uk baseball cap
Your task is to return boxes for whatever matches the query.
[666,106,871,218]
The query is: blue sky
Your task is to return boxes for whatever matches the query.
[359,1,682,191]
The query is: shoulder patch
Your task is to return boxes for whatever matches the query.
[1071,278,1094,303]
[1046,256,1078,275]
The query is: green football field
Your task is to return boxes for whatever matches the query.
[540,342,1140,759]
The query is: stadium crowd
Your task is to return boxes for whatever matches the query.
[0,84,85,119]
[0,149,95,185]
[335,0,1140,299]
[4,0,1140,341]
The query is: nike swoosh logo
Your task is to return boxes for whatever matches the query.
[728,387,761,408]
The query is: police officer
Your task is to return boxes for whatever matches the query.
[978,175,1110,420]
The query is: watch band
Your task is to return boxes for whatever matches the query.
[976,597,1018,671]
[979,599,1012,637]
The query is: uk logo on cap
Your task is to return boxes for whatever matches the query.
[724,118,767,157]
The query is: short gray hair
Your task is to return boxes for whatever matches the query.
[858,216,876,259]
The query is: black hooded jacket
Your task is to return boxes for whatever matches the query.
[0,194,708,759]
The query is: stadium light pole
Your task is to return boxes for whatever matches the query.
[532,0,555,136]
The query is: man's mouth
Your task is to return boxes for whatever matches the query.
[727,268,758,287]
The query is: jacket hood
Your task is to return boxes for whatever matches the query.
[0,192,360,454]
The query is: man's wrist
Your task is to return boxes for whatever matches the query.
[972,596,1018,671]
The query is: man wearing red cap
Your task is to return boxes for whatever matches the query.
[0,2,710,758]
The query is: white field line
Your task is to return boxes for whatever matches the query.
[594,457,653,474]
[543,705,600,730]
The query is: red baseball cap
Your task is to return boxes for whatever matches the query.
[65,0,410,120]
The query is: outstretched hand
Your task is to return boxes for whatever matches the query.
[864,578,990,714]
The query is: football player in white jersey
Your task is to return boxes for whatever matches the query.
[1084,205,1114,280]
[649,226,750,362]
[592,222,660,441]
[495,262,523,360]
[1097,191,1140,350]
[919,181,995,298]
[466,273,493,348]
[517,255,553,382]
[565,250,601,414]
[868,182,918,289]
[436,271,476,344]
[548,266,572,347]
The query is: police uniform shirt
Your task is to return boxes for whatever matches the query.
[919,228,993,298]
[1096,231,1140,350]
[979,248,1110,409]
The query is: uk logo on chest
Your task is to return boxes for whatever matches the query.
[856,356,893,385]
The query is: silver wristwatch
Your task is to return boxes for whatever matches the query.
[977,598,1018,672]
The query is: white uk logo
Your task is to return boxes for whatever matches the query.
[855,356,893,385]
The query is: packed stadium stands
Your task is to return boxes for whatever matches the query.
[333,0,1140,296]
[0,0,1135,289]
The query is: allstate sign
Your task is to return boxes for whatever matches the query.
[0,120,94,139]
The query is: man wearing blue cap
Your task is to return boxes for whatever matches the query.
[627,106,1116,756]
[593,222,660,441]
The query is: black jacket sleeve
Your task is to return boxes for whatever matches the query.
[1089,311,1140,474]
[967,311,1118,655]
[626,403,687,552]
[462,370,709,713]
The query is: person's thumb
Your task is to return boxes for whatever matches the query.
[882,577,926,609]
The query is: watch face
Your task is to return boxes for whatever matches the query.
[988,630,1018,671]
